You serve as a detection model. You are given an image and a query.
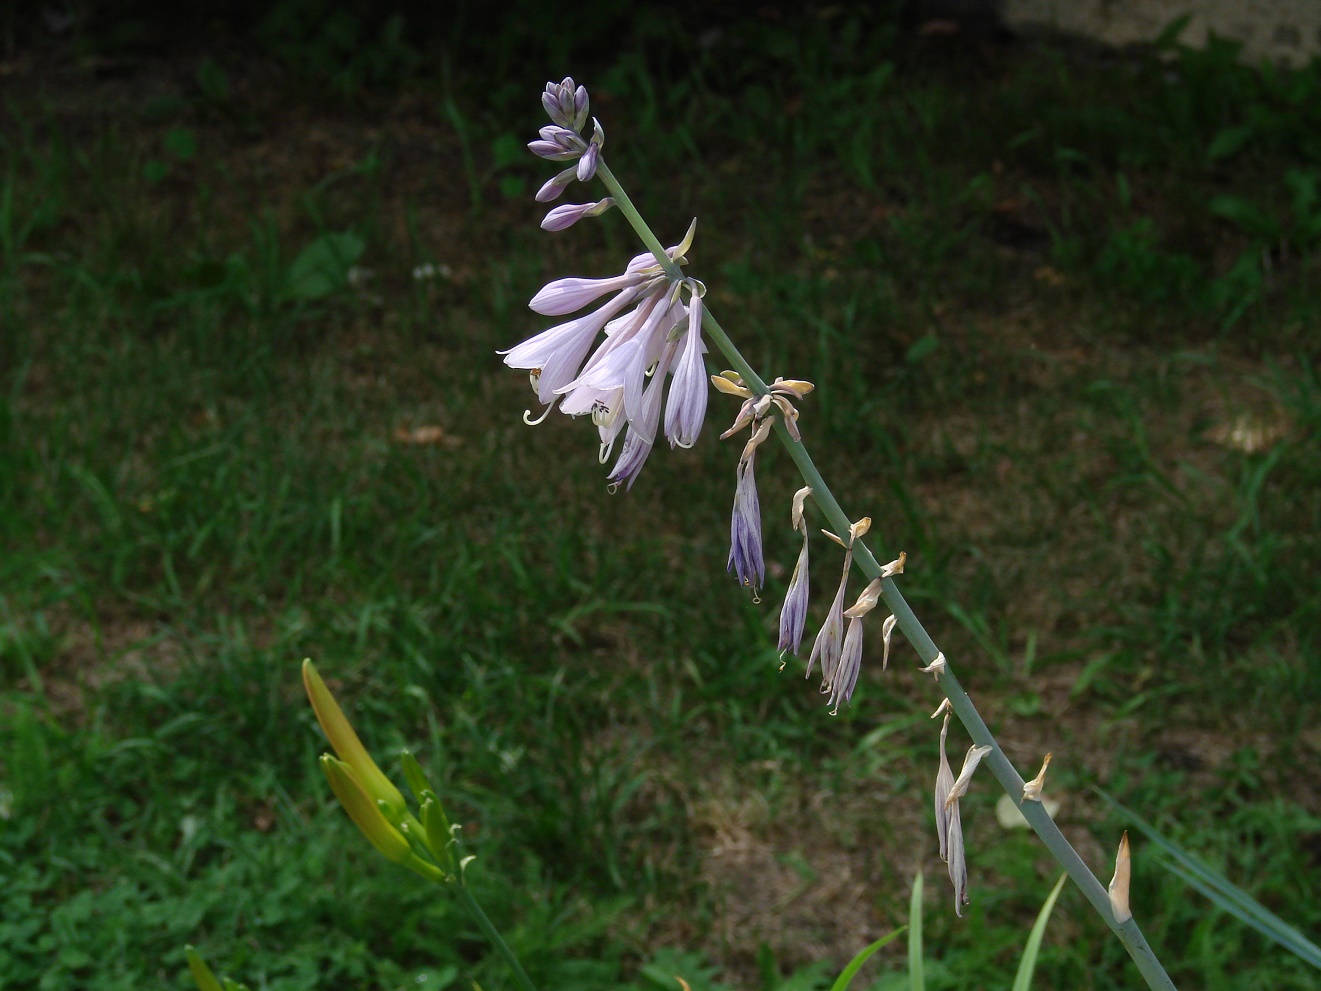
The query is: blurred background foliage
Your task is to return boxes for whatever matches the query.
[0,2,1318,989]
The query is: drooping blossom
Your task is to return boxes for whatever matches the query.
[728,418,772,595]
[777,486,813,662]
[827,576,884,713]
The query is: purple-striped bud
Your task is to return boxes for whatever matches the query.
[576,142,600,182]
[535,165,579,202]
[541,198,616,231]
[528,125,588,162]
[542,77,589,131]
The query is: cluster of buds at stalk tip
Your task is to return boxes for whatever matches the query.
[503,80,711,489]
[932,698,993,916]
[302,660,469,885]
[528,77,611,228]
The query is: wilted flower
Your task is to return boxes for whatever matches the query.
[826,577,885,713]
[777,486,813,663]
[728,418,772,595]
[807,544,851,689]
[1021,752,1053,804]
[880,613,897,669]
[941,742,992,917]
[933,705,954,863]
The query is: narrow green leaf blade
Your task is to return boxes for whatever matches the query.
[829,927,905,991]
[908,872,924,991]
[1012,873,1069,991]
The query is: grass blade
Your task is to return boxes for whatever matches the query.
[908,872,924,991]
[829,927,906,991]
[1012,873,1069,991]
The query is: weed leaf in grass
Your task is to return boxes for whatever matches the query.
[829,926,904,991]
[907,872,924,991]
[1099,791,1321,970]
[285,231,365,301]
[1012,873,1068,991]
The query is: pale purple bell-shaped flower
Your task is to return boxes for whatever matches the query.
[529,270,648,316]
[664,287,708,449]
[500,286,642,406]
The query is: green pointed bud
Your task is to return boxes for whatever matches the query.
[421,794,456,874]
[302,659,407,811]
[223,980,253,991]
[185,947,224,991]
[320,755,414,865]
[400,750,434,805]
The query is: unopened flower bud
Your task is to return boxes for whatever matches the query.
[321,755,414,865]
[303,660,406,812]
[541,198,616,231]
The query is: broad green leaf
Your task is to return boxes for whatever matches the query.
[285,231,365,301]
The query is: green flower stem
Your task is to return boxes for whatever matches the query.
[597,156,1177,991]
[455,882,540,991]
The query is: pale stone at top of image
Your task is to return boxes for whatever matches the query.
[1005,0,1321,65]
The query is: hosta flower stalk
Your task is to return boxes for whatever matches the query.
[504,78,1175,991]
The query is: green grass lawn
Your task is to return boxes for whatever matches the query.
[1,8,1319,990]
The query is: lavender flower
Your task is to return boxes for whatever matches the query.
[499,285,643,411]
[504,176,708,486]
[663,287,708,449]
